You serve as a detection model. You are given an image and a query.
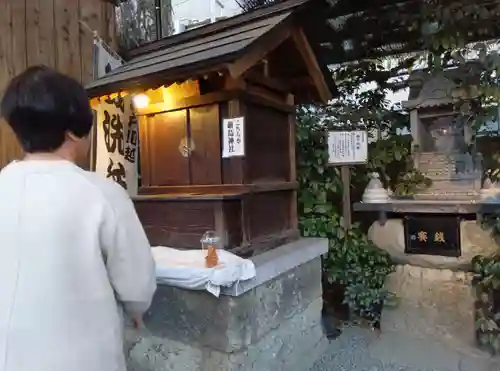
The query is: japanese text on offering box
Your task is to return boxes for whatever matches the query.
[404,216,461,257]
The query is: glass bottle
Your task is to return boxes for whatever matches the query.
[201,231,220,268]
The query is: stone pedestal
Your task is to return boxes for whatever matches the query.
[382,265,476,351]
[377,265,499,370]
[125,238,328,371]
[368,219,499,270]
[368,219,500,362]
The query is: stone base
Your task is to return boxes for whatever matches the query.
[125,238,328,371]
[368,219,498,270]
[382,264,484,356]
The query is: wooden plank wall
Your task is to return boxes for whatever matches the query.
[0,0,116,168]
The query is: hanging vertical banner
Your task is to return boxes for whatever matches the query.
[92,36,139,196]
[95,96,139,196]
[222,117,245,158]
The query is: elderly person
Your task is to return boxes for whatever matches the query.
[0,66,156,371]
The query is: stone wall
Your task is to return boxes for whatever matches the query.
[125,257,328,371]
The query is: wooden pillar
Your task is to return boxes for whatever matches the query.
[410,109,421,169]
[214,201,228,248]
[287,93,298,230]
[341,166,352,230]
[222,76,246,184]
[223,76,251,246]
[225,98,246,184]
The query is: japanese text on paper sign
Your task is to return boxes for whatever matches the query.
[222,117,245,158]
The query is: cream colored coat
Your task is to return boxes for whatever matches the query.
[0,160,157,371]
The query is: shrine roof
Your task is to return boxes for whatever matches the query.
[86,0,335,99]
[403,64,482,109]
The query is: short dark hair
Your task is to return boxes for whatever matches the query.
[1,65,93,153]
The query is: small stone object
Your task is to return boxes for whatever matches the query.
[483,177,493,189]
[362,172,389,203]
[479,177,500,202]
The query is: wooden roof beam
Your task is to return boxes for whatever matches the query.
[228,19,292,79]
[101,0,127,5]
[291,27,332,103]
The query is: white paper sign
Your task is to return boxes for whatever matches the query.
[222,117,245,158]
[94,96,139,196]
[328,130,368,165]
[93,37,123,79]
[91,37,138,196]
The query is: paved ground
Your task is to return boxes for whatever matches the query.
[309,325,500,371]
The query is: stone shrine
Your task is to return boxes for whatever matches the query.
[354,67,500,359]
[404,70,483,200]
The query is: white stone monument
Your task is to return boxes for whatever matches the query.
[362,172,390,203]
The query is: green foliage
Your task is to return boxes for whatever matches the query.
[420,7,500,136]
[297,109,395,322]
[324,229,395,322]
[296,61,403,323]
[393,168,433,197]
[472,254,500,354]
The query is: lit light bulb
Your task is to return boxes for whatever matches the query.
[133,94,150,109]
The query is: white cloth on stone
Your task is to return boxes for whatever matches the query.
[153,247,256,297]
[0,160,156,371]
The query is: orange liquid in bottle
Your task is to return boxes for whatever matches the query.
[205,245,219,268]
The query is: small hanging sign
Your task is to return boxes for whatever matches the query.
[222,117,245,158]
[328,130,368,165]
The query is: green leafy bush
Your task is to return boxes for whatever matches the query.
[472,254,500,354]
[296,102,396,324]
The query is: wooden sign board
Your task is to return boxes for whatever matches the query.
[327,130,368,230]
[327,130,368,165]
[404,215,461,257]
[222,116,245,158]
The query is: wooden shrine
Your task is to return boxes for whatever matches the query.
[87,0,335,256]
